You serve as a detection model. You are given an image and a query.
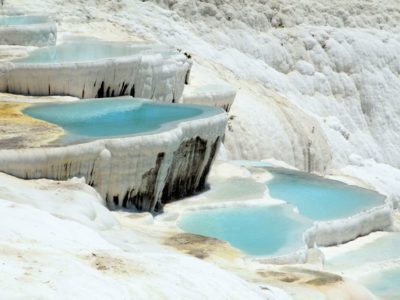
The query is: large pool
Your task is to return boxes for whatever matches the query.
[267,169,385,220]
[0,15,50,26]
[14,40,157,64]
[23,98,221,144]
[178,205,312,256]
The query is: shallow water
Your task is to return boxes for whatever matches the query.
[178,205,312,256]
[206,177,266,202]
[0,15,49,26]
[24,98,221,144]
[359,268,400,300]
[324,233,400,299]
[231,160,273,168]
[326,233,400,271]
[14,40,162,64]
[266,169,385,220]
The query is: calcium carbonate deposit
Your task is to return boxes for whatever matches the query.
[0,0,399,299]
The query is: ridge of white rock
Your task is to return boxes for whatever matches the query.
[0,17,56,46]
[0,172,118,230]
[304,204,393,247]
[182,63,236,112]
[0,47,192,102]
[0,110,227,211]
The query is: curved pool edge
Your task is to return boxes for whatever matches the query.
[304,204,393,247]
[0,105,227,212]
[166,168,393,263]
[21,98,225,146]
[0,42,192,102]
[182,83,237,112]
[175,203,393,264]
[0,101,65,149]
[0,21,57,47]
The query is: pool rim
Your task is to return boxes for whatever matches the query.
[20,97,227,147]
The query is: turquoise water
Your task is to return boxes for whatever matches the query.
[360,268,400,300]
[14,40,154,64]
[24,98,221,144]
[206,177,266,202]
[231,160,273,168]
[178,166,385,256]
[267,169,385,220]
[0,15,49,26]
[178,205,312,256]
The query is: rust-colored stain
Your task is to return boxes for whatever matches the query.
[0,102,64,149]
[164,232,242,260]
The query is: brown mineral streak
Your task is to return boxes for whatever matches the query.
[0,102,64,149]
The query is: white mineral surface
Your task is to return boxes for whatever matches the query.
[0,0,399,299]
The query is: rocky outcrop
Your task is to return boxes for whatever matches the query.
[0,110,227,212]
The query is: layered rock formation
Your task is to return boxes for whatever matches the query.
[183,84,235,112]
[0,43,192,103]
[0,106,226,212]
[0,16,56,46]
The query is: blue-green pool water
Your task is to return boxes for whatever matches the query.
[24,98,221,144]
[360,268,400,300]
[14,40,155,64]
[178,166,385,256]
[0,15,49,26]
[178,205,312,256]
[267,169,385,220]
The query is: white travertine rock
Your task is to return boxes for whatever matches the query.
[304,204,393,247]
[182,83,236,112]
[0,188,267,300]
[0,51,192,102]
[181,63,236,111]
[5,0,400,173]
[0,22,56,46]
[0,111,227,212]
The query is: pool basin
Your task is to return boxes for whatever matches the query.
[0,39,191,101]
[266,168,385,220]
[0,97,227,211]
[23,98,220,145]
[178,205,312,256]
[0,15,56,46]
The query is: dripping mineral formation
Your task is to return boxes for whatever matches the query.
[0,98,227,212]
[0,40,192,102]
[0,15,56,46]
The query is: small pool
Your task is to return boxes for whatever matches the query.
[178,205,312,256]
[13,40,165,64]
[177,163,386,257]
[23,98,221,144]
[266,169,385,220]
[359,268,400,300]
[0,15,50,26]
